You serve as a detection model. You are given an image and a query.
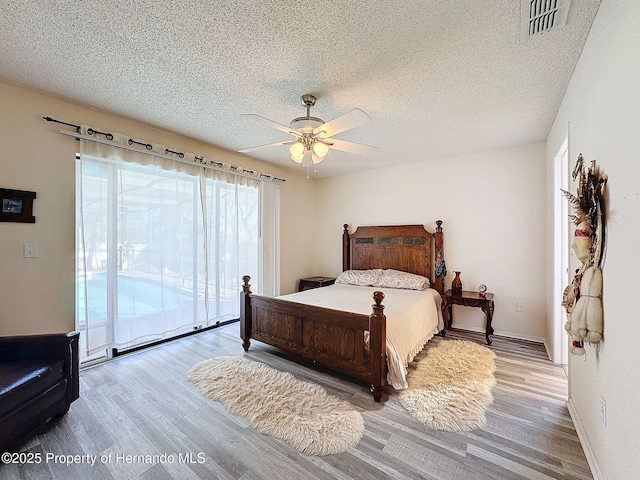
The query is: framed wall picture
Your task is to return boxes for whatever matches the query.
[0,188,36,223]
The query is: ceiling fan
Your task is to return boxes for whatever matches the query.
[239,94,376,166]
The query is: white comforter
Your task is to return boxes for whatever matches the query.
[278,283,444,390]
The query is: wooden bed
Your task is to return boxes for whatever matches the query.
[240,221,445,401]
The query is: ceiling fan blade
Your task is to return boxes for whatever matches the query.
[325,138,378,156]
[242,114,302,138]
[313,108,371,138]
[238,140,296,153]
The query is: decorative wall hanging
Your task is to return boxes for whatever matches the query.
[0,188,36,223]
[561,154,607,356]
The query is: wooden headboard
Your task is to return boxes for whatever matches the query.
[342,221,444,293]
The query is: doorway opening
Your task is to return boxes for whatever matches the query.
[553,134,570,367]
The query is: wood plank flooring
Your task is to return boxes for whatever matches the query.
[1,326,593,480]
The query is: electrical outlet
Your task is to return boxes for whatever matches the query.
[516,301,525,312]
[600,396,606,426]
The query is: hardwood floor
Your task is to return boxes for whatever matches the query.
[1,326,593,480]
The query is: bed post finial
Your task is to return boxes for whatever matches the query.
[434,221,445,294]
[342,224,350,272]
[240,276,252,351]
[242,275,251,294]
[372,291,385,306]
[369,291,386,402]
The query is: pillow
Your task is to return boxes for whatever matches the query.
[374,269,430,290]
[335,269,384,286]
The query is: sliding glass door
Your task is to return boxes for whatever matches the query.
[76,156,259,363]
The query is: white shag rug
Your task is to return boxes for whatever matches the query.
[399,340,497,431]
[188,357,364,455]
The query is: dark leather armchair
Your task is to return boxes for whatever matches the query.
[0,332,80,452]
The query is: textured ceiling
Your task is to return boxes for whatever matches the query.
[0,1,600,178]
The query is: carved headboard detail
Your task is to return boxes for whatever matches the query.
[342,221,444,293]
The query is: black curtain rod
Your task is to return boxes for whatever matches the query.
[44,117,115,140]
[47,116,286,183]
[43,116,80,132]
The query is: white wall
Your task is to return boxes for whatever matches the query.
[0,82,314,335]
[313,143,548,342]
[546,0,640,478]
[0,83,549,344]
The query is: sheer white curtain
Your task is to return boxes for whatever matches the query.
[260,181,280,297]
[76,127,277,357]
[200,173,260,321]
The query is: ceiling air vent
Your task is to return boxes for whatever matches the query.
[521,0,570,41]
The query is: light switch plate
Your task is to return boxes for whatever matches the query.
[24,243,38,258]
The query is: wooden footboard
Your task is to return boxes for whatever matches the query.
[240,276,387,401]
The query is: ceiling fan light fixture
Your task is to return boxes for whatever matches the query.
[240,93,376,174]
[312,141,329,158]
[289,141,305,157]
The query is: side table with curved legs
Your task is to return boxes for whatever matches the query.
[441,290,495,345]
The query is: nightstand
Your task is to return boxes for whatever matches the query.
[298,276,336,292]
[442,290,495,345]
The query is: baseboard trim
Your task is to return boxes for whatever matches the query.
[451,325,547,345]
[567,399,602,480]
